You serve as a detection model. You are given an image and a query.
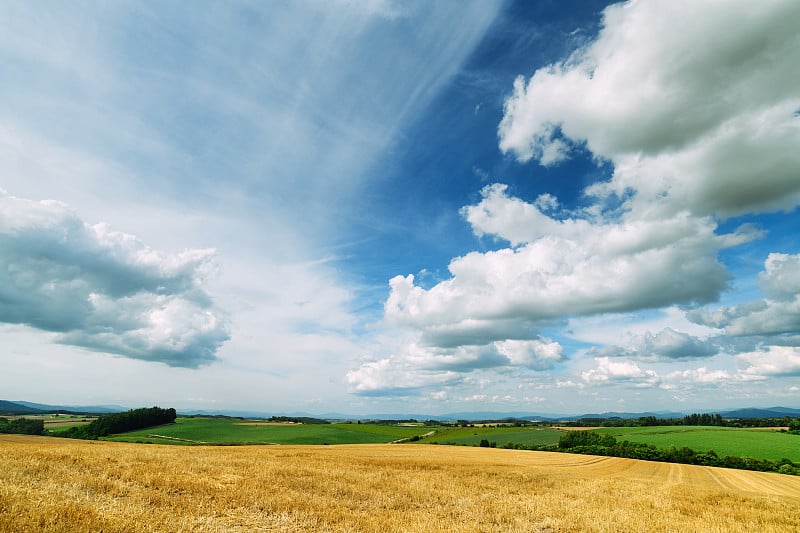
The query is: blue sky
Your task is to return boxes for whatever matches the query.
[2,0,799,415]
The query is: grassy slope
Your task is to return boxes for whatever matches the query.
[106,418,429,445]
[594,426,800,462]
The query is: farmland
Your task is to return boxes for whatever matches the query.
[105,417,431,445]
[2,435,799,532]
[96,417,800,471]
[418,425,562,447]
[3,413,96,431]
[593,426,800,462]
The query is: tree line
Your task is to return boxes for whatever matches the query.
[554,430,799,476]
[0,417,45,435]
[61,407,176,440]
[563,413,799,428]
[268,415,330,425]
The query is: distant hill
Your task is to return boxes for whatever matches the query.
[1,400,127,415]
[572,411,688,421]
[720,407,800,419]
[13,401,126,414]
[0,400,44,415]
[5,401,799,421]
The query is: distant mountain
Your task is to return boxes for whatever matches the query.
[6,401,799,421]
[439,411,565,421]
[0,400,44,415]
[6,401,128,415]
[720,407,800,419]
[573,411,688,420]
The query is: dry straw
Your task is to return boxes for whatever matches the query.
[1,435,799,532]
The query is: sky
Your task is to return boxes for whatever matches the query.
[2,0,799,416]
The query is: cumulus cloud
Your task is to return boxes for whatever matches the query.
[663,367,732,387]
[346,355,463,396]
[581,357,659,388]
[0,192,228,367]
[387,184,740,344]
[688,253,800,341]
[347,336,564,395]
[499,0,800,218]
[738,346,800,378]
[351,0,800,400]
[495,338,564,370]
[594,327,719,361]
[760,253,800,300]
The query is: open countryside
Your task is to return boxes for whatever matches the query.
[594,426,800,463]
[2,435,800,532]
[103,417,566,447]
[70,417,800,463]
[102,417,430,445]
[95,416,800,465]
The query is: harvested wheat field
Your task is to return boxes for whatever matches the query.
[1,435,799,532]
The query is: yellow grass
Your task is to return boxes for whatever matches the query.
[1,435,799,532]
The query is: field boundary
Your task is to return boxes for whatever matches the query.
[145,434,207,444]
[391,430,435,443]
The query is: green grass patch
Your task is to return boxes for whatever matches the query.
[46,424,90,434]
[593,426,800,462]
[106,418,431,445]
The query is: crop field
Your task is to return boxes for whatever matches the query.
[2,435,800,532]
[4,414,96,430]
[419,426,562,447]
[105,417,430,445]
[593,426,800,462]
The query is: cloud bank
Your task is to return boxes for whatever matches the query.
[0,192,229,367]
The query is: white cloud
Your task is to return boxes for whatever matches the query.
[0,1,506,410]
[760,253,800,300]
[581,357,659,388]
[663,367,732,387]
[353,0,800,405]
[0,192,228,367]
[533,193,558,212]
[738,346,800,378]
[495,338,564,370]
[388,184,738,343]
[498,0,800,218]
[346,355,463,396]
[595,327,718,361]
[346,336,565,395]
[688,253,800,340]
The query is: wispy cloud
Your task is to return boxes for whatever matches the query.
[0,1,504,409]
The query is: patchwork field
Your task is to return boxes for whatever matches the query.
[418,426,562,447]
[5,414,96,430]
[2,435,799,532]
[594,426,800,462]
[104,417,430,445]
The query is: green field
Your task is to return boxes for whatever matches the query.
[419,426,562,447]
[593,426,800,462]
[102,418,800,465]
[106,417,431,445]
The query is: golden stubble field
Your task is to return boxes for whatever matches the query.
[1,435,799,532]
